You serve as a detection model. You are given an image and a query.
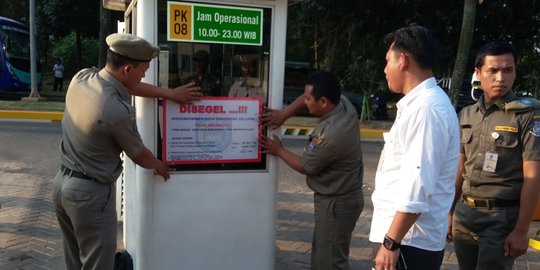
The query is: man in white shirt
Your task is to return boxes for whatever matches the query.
[369,25,460,270]
[53,58,65,92]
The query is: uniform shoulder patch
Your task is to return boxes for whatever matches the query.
[530,120,540,137]
[505,97,540,112]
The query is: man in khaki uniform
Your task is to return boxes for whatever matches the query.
[448,41,540,270]
[183,50,221,96]
[52,33,201,270]
[262,71,364,270]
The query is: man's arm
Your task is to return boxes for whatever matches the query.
[447,153,466,242]
[131,147,172,180]
[504,160,540,258]
[263,94,307,130]
[261,134,306,174]
[132,82,202,104]
[374,212,420,270]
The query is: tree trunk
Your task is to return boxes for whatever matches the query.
[449,0,477,109]
[75,30,83,70]
[98,3,111,69]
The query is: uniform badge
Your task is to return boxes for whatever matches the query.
[531,120,540,137]
[307,141,317,152]
[306,134,325,153]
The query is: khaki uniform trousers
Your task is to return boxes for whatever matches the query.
[312,190,363,270]
[452,199,519,270]
[52,170,117,270]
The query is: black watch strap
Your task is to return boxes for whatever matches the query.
[383,234,401,251]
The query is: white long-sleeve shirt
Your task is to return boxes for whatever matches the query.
[369,77,460,251]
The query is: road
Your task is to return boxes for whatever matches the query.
[1,120,540,270]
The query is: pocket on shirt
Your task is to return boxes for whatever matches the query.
[494,133,518,149]
[461,128,473,144]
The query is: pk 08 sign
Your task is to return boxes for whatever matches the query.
[168,1,263,46]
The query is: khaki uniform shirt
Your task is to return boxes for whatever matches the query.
[59,68,145,184]
[300,96,363,196]
[459,91,540,200]
[228,77,262,98]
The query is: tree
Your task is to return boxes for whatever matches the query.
[37,0,100,70]
[449,0,479,108]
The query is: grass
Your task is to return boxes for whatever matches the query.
[0,100,65,111]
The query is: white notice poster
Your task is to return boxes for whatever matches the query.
[163,97,262,164]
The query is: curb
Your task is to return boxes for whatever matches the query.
[0,110,63,122]
[0,110,386,139]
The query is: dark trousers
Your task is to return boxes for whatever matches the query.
[52,170,117,270]
[452,200,518,270]
[400,245,444,270]
[370,243,444,270]
[54,77,63,91]
[312,191,363,270]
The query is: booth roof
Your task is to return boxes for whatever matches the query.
[103,0,305,11]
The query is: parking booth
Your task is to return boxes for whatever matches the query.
[103,0,288,269]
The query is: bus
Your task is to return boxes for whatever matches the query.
[0,16,42,91]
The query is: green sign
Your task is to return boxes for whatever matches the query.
[168,2,263,46]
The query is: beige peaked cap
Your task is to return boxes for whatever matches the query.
[106,33,159,62]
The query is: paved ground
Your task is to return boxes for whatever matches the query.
[1,120,540,270]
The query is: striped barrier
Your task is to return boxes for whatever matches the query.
[281,125,385,140]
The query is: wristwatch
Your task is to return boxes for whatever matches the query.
[383,234,401,251]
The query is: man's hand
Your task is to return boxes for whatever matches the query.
[262,107,288,130]
[261,134,284,156]
[374,245,399,270]
[504,229,528,258]
[153,161,174,181]
[169,82,202,104]
[446,212,453,243]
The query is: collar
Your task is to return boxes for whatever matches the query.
[318,96,344,123]
[475,91,517,113]
[98,69,131,101]
[396,77,438,112]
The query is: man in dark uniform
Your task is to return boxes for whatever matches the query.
[52,33,201,270]
[262,71,364,270]
[183,49,221,96]
[448,41,540,270]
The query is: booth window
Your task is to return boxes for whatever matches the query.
[156,0,272,171]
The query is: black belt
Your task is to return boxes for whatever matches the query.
[462,194,519,208]
[61,165,93,180]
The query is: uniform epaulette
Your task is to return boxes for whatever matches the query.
[504,97,540,112]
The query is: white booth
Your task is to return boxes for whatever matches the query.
[104,0,289,269]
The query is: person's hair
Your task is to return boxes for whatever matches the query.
[384,24,440,70]
[474,41,518,68]
[106,49,143,70]
[306,71,341,104]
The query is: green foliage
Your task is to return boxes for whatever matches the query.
[285,0,540,101]
[47,32,99,78]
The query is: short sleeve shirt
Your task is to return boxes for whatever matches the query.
[300,96,363,196]
[228,78,262,98]
[459,91,540,200]
[59,68,145,184]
